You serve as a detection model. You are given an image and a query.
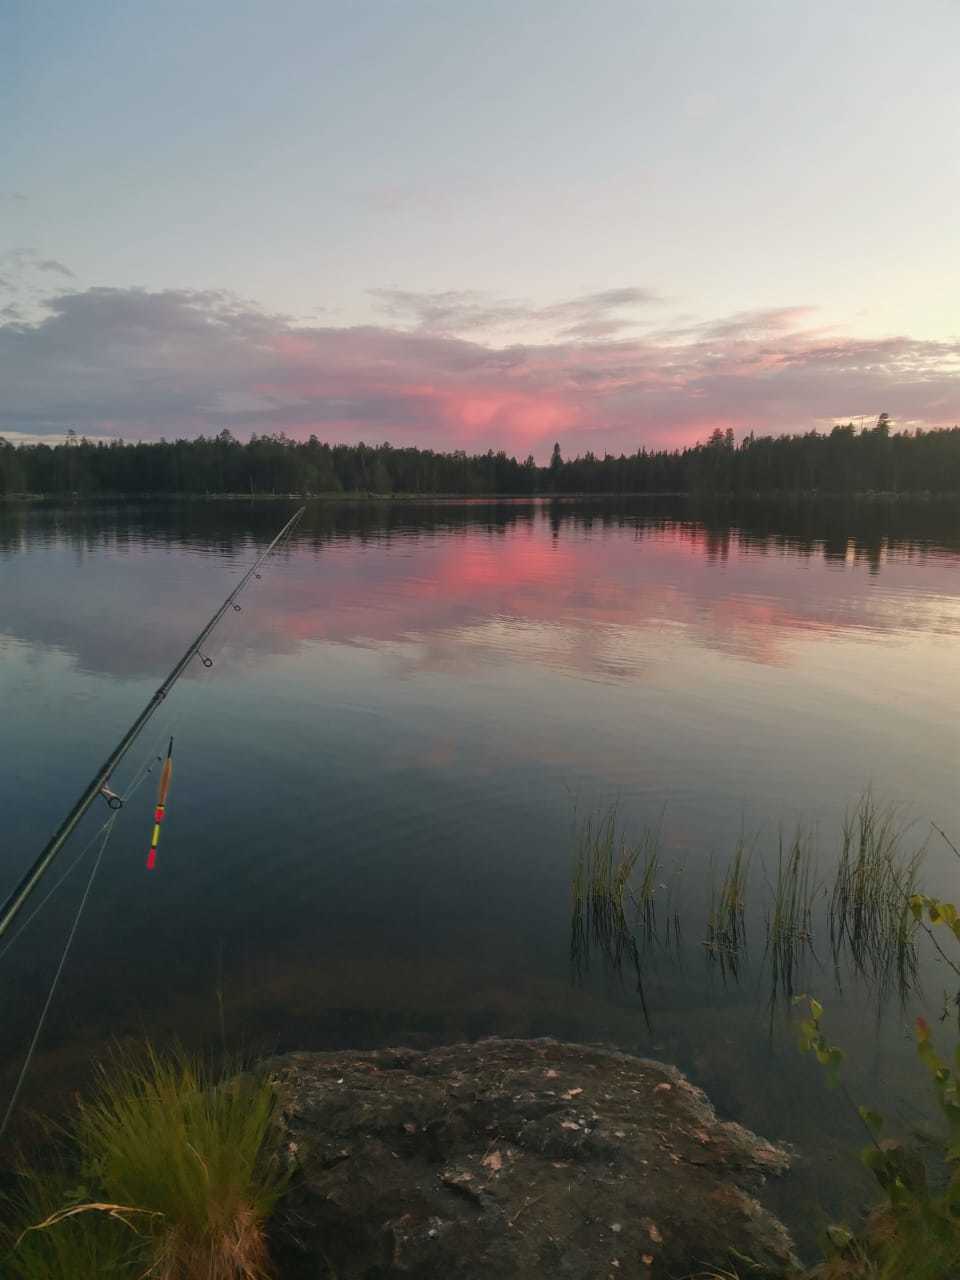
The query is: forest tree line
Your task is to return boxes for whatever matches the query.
[1,416,959,497]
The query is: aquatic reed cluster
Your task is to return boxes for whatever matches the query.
[570,793,934,1014]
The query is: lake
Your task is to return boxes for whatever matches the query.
[1,496,958,1250]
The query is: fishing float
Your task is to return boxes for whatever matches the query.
[0,505,306,940]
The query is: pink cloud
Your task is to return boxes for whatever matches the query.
[3,288,959,457]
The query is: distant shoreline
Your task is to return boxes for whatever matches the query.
[2,488,957,506]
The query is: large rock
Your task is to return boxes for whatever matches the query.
[265,1037,800,1279]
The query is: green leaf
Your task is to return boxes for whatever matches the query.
[825,1224,854,1253]
[827,1047,845,1086]
[858,1106,884,1135]
[918,1038,943,1074]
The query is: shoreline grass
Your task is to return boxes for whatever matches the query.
[1,1046,285,1280]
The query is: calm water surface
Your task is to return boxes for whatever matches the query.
[1,497,958,1248]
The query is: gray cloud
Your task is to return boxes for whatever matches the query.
[36,259,76,278]
[0,249,79,321]
[649,307,821,344]
[2,285,958,453]
[370,288,529,333]
[369,285,663,339]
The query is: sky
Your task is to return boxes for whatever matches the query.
[2,0,959,458]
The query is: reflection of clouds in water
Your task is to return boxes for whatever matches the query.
[2,510,960,684]
[260,528,960,677]
[2,512,957,1200]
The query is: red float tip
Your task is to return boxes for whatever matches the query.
[146,848,157,870]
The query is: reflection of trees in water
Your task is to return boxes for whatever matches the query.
[689,494,960,570]
[1,494,958,563]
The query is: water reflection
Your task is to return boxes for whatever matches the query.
[1,497,959,1252]
[2,498,959,684]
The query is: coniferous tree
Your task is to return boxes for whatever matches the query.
[1,416,958,498]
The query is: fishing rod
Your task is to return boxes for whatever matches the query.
[0,505,306,942]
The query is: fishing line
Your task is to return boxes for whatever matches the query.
[0,759,159,967]
[119,519,288,867]
[0,508,306,1134]
[111,512,298,851]
[0,813,117,1141]
[100,538,250,805]
[0,506,306,941]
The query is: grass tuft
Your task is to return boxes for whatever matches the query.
[2,1164,146,1279]
[704,836,752,983]
[765,826,820,1007]
[829,794,922,1001]
[570,807,661,1025]
[2,1045,286,1280]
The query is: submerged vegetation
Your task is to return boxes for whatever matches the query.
[705,837,750,982]
[829,802,924,1002]
[0,796,954,1279]
[570,792,947,1015]
[765,828,820,1010]
[571,795,960,1278]
[1,1047,285,1280]
[569,808,664,1024]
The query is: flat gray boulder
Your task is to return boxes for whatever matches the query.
[265,1037,799,1279]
